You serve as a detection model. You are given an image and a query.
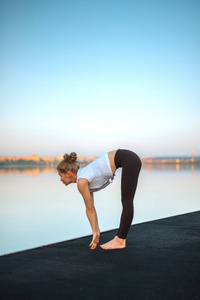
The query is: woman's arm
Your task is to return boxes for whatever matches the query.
[77,178,100,249]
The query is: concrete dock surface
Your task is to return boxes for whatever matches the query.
[0,211,200,300]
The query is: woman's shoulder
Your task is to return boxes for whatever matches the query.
[77,164,93,182]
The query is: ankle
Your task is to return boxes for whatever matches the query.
[115,236,126,244]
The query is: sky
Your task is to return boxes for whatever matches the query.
[0,0,200,157]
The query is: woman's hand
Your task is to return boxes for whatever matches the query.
[77,180,100,250]
[89,231,100,250]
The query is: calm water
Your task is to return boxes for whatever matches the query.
[0,165,200,256]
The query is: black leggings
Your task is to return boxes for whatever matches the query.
[114,149,142,239]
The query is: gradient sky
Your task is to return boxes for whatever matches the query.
[1,0,200,157]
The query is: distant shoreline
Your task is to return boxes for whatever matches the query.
[0,154,200,168]
[0,158,200,170]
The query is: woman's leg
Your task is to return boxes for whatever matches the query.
[100,149,141,249]
[115,149,142,239]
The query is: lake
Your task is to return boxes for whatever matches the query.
[0,164,199,256]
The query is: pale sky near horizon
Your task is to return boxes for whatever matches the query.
[1,0,200,157]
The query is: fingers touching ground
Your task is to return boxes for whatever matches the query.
[89,234,100,250]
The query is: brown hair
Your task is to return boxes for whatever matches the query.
[57,152,80,173]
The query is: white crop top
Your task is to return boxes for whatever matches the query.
[77,153,115,192]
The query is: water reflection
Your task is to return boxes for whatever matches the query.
[141,163,199,179]
[0,163,199,177]
[0,166,56,176]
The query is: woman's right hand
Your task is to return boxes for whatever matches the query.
[89,231,100,250]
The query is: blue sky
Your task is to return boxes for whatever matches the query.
[1,0,200,157]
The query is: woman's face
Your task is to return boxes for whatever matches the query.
[58,171,74,186]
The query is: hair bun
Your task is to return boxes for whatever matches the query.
[63,152,77,163]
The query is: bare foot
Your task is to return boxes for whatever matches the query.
[100,236,126,250]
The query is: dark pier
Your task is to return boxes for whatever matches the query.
[1,211,200,300]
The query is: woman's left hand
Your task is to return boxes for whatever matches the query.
[89,232,100,250]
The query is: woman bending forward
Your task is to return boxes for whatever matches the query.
[57,149,142,250]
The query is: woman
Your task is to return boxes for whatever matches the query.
[57,149,141,250]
